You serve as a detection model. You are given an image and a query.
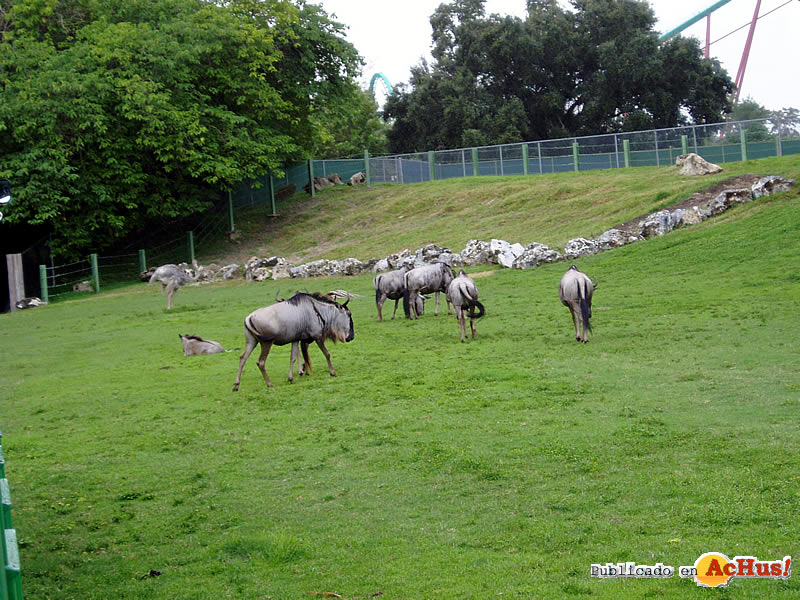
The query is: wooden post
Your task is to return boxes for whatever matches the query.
[681,135,689,155]
[268,175,276,216]
[364,149,371,187]
[187,231,195,264]
[6,254,24,312]
[139,249,146,274]
[472,148,479,176]
[572,142,580,172]
[428,151,435,181]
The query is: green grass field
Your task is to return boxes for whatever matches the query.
[2,158,799,599]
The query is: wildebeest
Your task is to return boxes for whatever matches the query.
[15,297,46,310]
[404,262,454,319]
[179,334,236,356]
[558,265,598,343]
[348,172,366,186]
[373,266,426,321]
[149,260,199,309]
[446,270,485,342]
[232,292,354,390]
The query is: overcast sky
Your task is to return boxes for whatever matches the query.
[317,0,798,113]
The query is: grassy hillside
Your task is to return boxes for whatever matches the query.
[209,155,800,266]
[1,156,799,599]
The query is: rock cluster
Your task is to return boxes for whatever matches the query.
[160,175,794,282]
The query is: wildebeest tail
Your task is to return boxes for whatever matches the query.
[243,315,267,342]
[466,299,485,319]
[576,280,592,333]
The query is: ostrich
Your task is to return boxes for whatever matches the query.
[149,260,199,309]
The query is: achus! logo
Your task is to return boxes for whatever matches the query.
[684,553,791,588]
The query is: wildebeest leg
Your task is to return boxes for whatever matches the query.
[455,306,467,342]
[391,298,400,320]
[315,340,337,376]
[569,306,581,342]
[288,341,300,383]
[299,341,313,376]
[255,341,275,388]
[233,333,260,391]
[376,293,386,322]
[167,288,174,309]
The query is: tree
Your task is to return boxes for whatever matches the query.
[311,84,388,158]
[0,0,362,257]
[384,0,734,153]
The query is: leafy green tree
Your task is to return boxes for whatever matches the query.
[311,84,388,158]
[384,0,734,153]
[0,0,361,257]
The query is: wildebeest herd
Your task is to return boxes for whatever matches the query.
[156,261,597,389]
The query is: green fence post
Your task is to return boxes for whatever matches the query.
[139,249,146,274]
[522,144,529,176]
[740,129,748,162]
[471,148,479,176]
[428,151,435,181]
[227,190,235,232]
[681,135,689,155]
[187,231,195,263]
[90,253,100,293]
[307,159,315,197]
[39,265,48,304]
[1,477,12,529]
[268,175,276,216]
[364,149,371,187]
[5,527,23,600]
[623,139,631,168]
[572,142,580,172]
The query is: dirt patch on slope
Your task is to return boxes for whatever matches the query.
[615,174,763,236]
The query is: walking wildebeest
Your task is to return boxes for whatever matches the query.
[149,260,199,309]
[446,270,485,342]
[404,262,455,319]
[232,292,354,390]
[179,334,235,356]
[373,266,426,321]
[559,265,598,343]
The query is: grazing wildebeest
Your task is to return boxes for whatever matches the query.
[559,265,598,343]
[179,334,235,356]
[232,292,354,390]
[149,260,198,309]
[373,266,426,321]
[404,262,454,319]
[446,270,485,342]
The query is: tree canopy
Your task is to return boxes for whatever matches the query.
[0,0,365,257]
[383,0,736,153]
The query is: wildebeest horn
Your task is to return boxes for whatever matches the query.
[592,277,599,289]
[274,288,282,302]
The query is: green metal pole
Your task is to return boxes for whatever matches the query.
[572,142,580,172]
[623,139,631,168]
[187,231,195,264]
[471,148,479,176]
[428,151,435,181]
[307,159,315,197]
[364,149,371,187]
[139,249,146,273]
[90,253,100,293]
[268,174,276,216]
[227,190,235,232]
[681,135,689,155]
[39,265,48,304]
[740,129,748,162]
[522,144,529,176]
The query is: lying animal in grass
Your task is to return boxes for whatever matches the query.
[179,334,236,356]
